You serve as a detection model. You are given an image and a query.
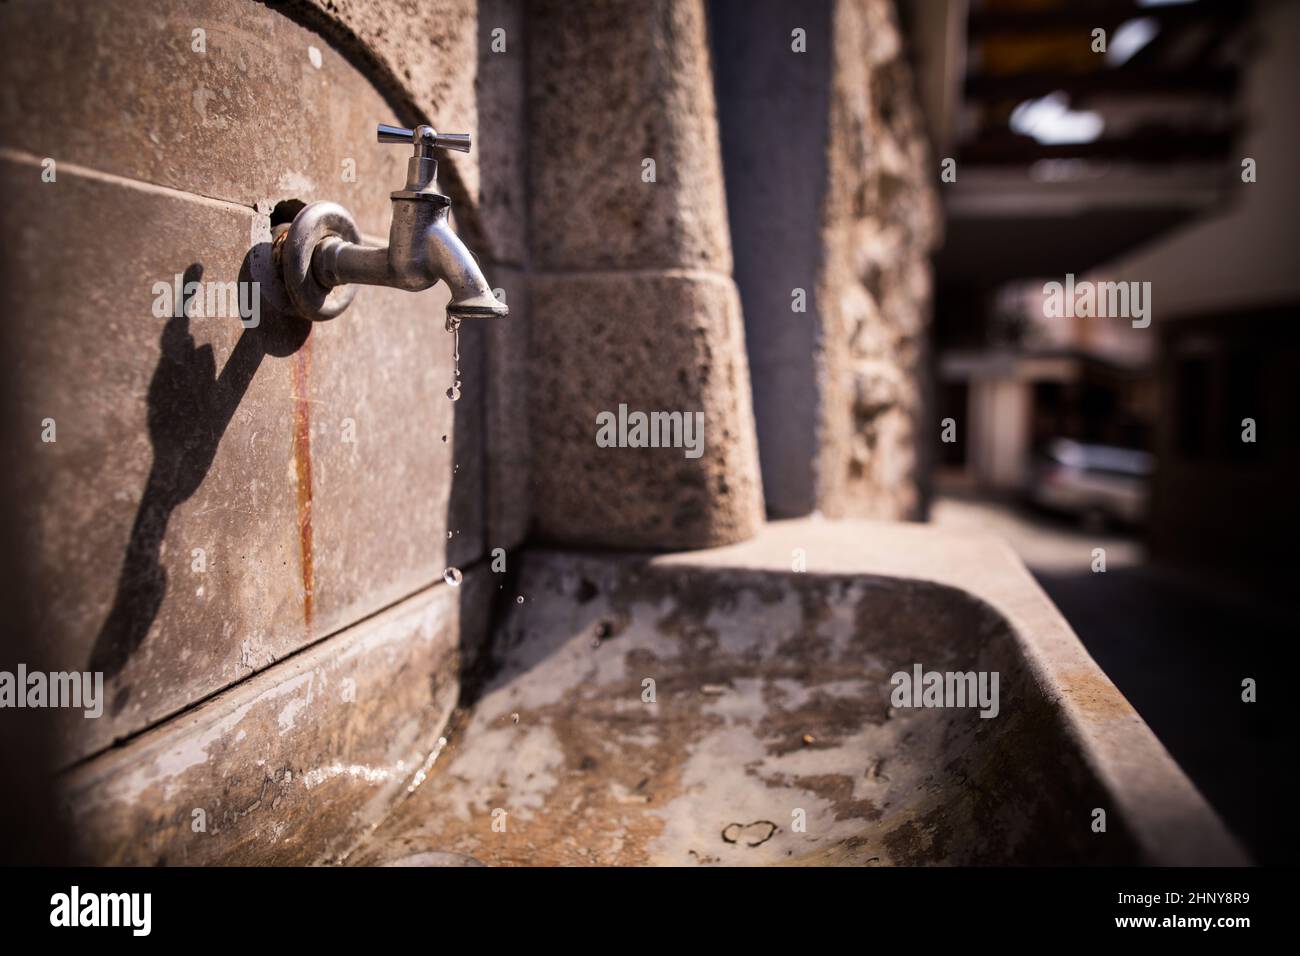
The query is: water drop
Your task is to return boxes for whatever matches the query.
[445,313,463,403]
[447,531,453,539]
[515,595,524,604]
[443,567,463,587]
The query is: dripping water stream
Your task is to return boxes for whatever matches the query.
[445,314,462,402]
[443,313,463,586]
[439,314,518,604]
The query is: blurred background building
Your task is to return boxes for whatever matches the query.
[907,0,1299,862]
[708,0,1296,862]
[918,0,1298,564]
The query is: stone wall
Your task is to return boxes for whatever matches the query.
[0,0,498,861]
[819,0,940,520]
[0,0,768,861]
[525,0,765,550]
[0,0,931,862]
[713,0,940,520]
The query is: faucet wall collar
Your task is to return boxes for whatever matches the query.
[278,122,507,323]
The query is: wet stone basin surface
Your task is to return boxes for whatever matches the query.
[356,525,1244,866]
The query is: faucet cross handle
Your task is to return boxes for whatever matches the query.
[377,123,471,154]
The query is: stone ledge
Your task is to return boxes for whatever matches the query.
[652,518,1250,866]
[61,570,489,865]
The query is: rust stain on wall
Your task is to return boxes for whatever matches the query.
[291,339,315,629]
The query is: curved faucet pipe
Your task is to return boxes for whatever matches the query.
[425,214,508,319]
[277,123,508,323]
[308,204,506,319]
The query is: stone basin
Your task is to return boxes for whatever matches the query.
[354,520,1246,866]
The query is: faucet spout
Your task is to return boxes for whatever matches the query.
[427,213,508,319]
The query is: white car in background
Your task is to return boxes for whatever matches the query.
[1028,438,1153,527]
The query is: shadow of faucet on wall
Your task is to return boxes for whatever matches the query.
[89,256,310,715]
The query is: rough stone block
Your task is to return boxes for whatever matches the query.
[526,0,733,272]
[530,271,763,549]
[815,0,939,520]
[476,0,529,267]
[712,0,940,521]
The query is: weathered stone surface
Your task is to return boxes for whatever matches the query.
[0,154,480,762]
[815,0,940,520]
[530,272,763,549]
[1,156,301,762]
[527,0,733,272]
[712,0,940,520]
[712,0,833,518]
[0,0,496,766]
[484,266,532,552]
[306,279,483,638]
[522,0,763,549]
[473,2,530,550]
[266,0,520,261]
[61,575,489,865]
[476,0,529,267]
[353,522,1246,866]
[0,0,423,238]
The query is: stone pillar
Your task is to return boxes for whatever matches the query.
[712,0,833,519]
[713,0,940,520]
[526,0,765,549]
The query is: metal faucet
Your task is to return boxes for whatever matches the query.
[277,123,508,323]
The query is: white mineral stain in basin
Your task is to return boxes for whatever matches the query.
[353,521,1247,867]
